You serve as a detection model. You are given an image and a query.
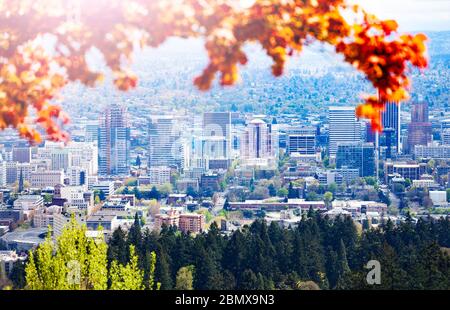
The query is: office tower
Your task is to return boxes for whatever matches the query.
[407,101,432,154]
[12,147,31,163]
[203,112,231,164]
[240,118,277,167]
[286,126,316,155]
[328,107,361,157]
[148,116,183,168]
[381,102,401,156]
[98,104,130,176]
[336,142,375,177]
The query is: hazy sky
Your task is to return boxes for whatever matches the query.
[240,0,450,31]
[351,0,450,31]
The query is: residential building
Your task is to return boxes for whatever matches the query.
[179,213,205,234]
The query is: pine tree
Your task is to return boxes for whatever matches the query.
[335,239,352,289]
[127,214,143,256]
[108,227,128,265]
[155,248,172,290]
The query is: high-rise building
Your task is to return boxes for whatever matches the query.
[407,101,432,154]
[336,142,375,177]
[240,118,277,167]
[286,126,316,155]
[328,107,361,157]
[202,112,232,167]
[148,116,183,168]
[98,104,130,176]
[381,102,401,156]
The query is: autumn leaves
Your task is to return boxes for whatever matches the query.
[0,0,428,143]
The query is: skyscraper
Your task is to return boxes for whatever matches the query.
[98,104,130,176]
[336,142,375,177]
[381,102,401,156]
[202,112,232,167]
[328,107,361,157]
[148,116,183,168]
[407,101,432,154]
[240,118,277,167]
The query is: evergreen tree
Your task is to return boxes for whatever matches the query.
[268,184,277,197]
[288,182,297,199]
[108,227,128,265]
[149,186,161,200]
[127,214,143,255]
[155,248,172,290]
[240,269,259,290]
[9,261,26,289]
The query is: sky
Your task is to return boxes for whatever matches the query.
[351,0,450,31]
[240,0,450,31]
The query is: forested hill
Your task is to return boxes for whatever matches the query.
[107,212,450,290]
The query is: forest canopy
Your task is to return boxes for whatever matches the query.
[0,0,427,142]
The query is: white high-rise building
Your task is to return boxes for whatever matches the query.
[328,107,361,157]
[148,116,183,168]
[240,118,278,167]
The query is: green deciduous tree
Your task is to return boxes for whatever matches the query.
[109,245,144,290]
[175,265,195,290]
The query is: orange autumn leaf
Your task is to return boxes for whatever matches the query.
[0,0,428,142]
